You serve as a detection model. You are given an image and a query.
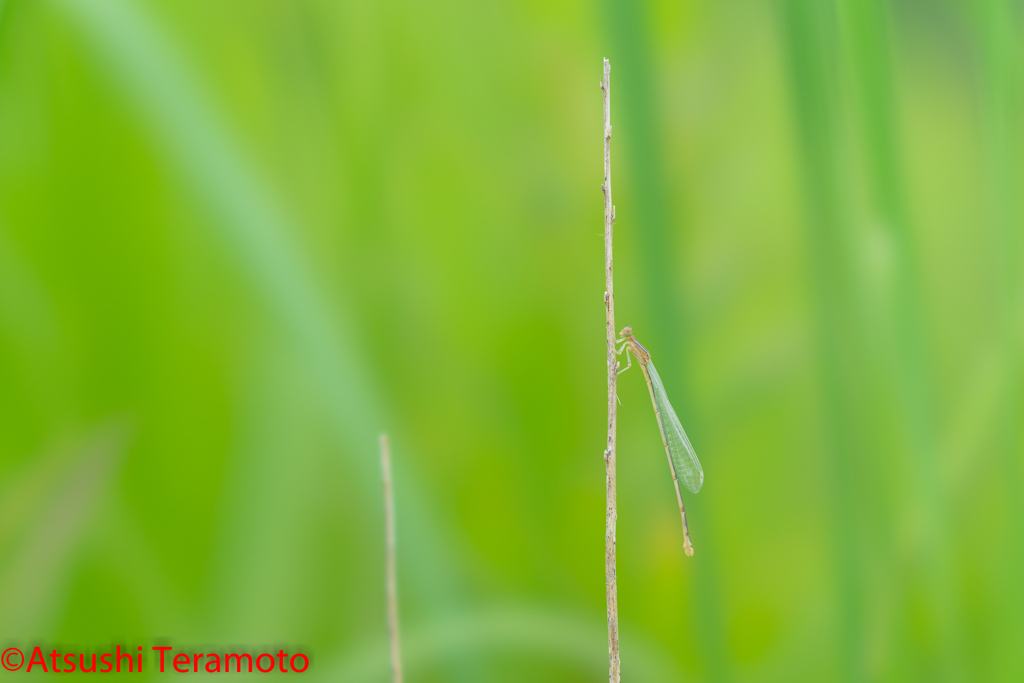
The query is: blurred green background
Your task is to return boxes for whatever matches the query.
[1,0,1021,681]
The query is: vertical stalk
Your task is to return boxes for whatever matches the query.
[601,58,620,683]
[380,433,403,683]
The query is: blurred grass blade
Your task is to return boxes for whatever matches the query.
[51,0,467,623]
[328,605,684,683]
[48,2,517,678]
[776,1,865,680]
[837,0,965,678]
[0,421,128,635]
[976,0,1024,676]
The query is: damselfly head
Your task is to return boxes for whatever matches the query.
[619,326,633,338]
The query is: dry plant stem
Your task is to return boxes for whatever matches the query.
[601,58,621,683]
[380,434,404,683]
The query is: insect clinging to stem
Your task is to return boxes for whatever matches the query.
[616,326,703,556]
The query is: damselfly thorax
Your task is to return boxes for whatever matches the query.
[616,326,649,366]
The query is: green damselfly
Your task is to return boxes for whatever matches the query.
[617,326,703,556]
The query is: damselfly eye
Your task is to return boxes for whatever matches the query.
[619,326,633,338]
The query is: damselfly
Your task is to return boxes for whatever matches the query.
[617,326,703,556]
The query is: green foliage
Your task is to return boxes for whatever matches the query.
[0,0,1020,681]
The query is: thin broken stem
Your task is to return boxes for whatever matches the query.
[380,433,403,683]
[601,58,621,683]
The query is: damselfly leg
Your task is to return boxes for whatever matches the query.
[615,341,632,376]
